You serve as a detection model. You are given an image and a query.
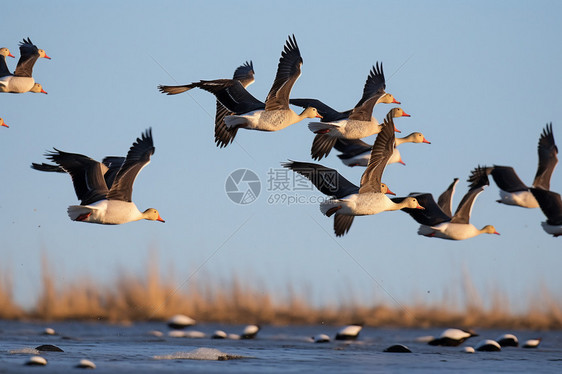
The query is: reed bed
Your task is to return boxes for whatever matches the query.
[2,255,562,330]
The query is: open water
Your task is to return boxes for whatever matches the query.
[1,320,561,373]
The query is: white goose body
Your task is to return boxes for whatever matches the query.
[418,222,496,241]
[308,116,382,139]
[0,75,35,93]
[68,200,146,225]
[497,189,538,208]
[33,129,164,226]
[321,193,402,216]
[225,107,318,132]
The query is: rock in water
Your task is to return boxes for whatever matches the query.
[383,344,412,353]
[35,344,64,352]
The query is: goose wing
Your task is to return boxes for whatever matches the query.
[282,161,359,198]
[437,178,459,217]
[14,38,40,78]
[36,149,109,205]
[533,122,558,190]
[348,63,386,121]
[358,112,395,193]
[107,129,155,202]
[265,35,303,111]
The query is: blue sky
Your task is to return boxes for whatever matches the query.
[1,1,561,313]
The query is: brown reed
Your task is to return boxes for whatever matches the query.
[2,253,561,330]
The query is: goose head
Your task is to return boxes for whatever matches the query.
[300,107,323,119]
[38,49,51,59]
[379,93,401,105]
[30,83,48,94]
[0,48,14,58]
[481,225,500,235]
[143,208,165,222]
[381,183,395,195]
[390,107,410,118]
[402,132,431,144]
[402,197,424,210]
[0,118,8,128]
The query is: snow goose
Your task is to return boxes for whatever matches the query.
[469,123,557,208]
[0,47,15,78]
[163,35,321,141]
[427,328,478,346]
[284,112,423,236]
[159,61,255,147]
[32,129,164,225]
[0,38,50,93]
[398,168,500,240]
[335,131,430,167]
[529,188,562,237]
[290,64,404,160]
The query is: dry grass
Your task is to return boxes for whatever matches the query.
[3,253,562,329]
[0,270,23,319]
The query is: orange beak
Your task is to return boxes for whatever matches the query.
[416,204,425,210]
[43,54,51,60]
[494,231,500,235]
[401,111,411,117]
[394,125,401,133]
[41,88,48,94]
[1,122,8,128]
[423,138,431,144]
[399,160,406,166]
[8,53,15,58]
[392,98,401,104]
[157,215,165,223]
[385,187,396,196]
[316,114,323,118]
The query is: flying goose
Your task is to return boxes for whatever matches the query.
[468,123,557,208]
[290,64,404,160]
[335,131,430,167]
[159,61,255,147]
[285,112,423,236]
[161,35,320,143]
[398,168,499,240]
[32,129,164,225]
[0,38,50,93]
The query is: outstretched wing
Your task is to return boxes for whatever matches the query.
[437,178,459,217]
[359,111,395,193]
[348,63,387,121]
[107,129,155,202]
[233,60,255,87]
[290,98,347,122]
[192,79,265,114]
[533,122,558,190]
[396,193,451,226]
[530,188,562,225]
[265,35,303,111]
[14,37,40,77]
[334,214,355,237]
[35,149,109,205]
[282,160,359,198]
